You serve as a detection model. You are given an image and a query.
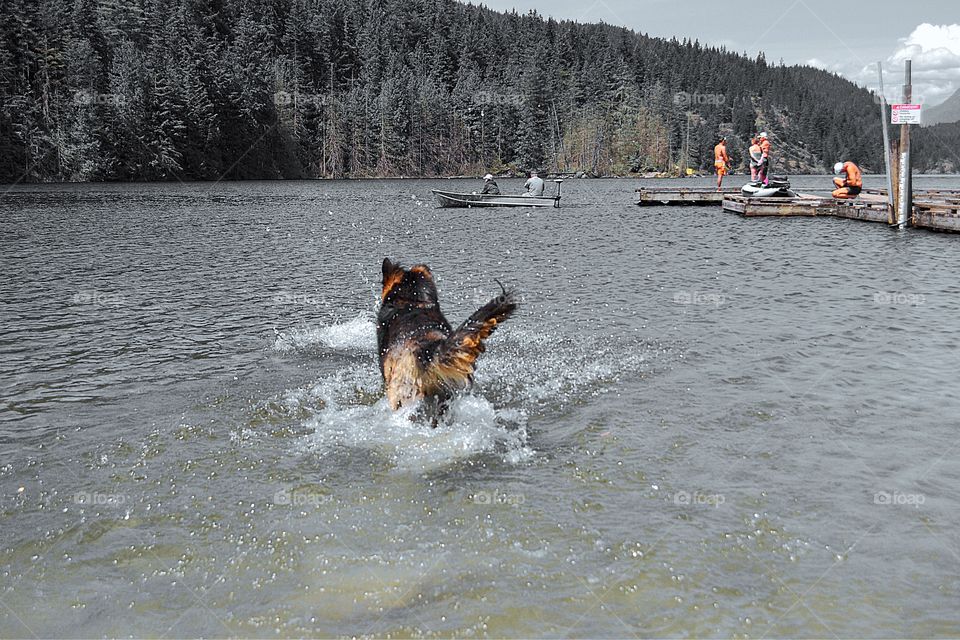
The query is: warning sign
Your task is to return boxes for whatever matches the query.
[892,104,922,125]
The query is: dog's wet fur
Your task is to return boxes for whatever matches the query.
[377,258,517,425]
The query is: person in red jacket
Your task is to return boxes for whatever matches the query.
[832,161,862,198]
[713,136,730,191]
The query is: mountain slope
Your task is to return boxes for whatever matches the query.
[0,0,921,181]
[922,89,960,127]
[914,123,960,173]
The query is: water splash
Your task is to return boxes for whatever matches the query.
[265,317,664,471]
[298,392,532,472]
[476,327,662,411]
[272,314,376,353]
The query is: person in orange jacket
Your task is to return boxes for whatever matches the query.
[757,132,771,185]
[748,137,763,182]
[832,161,862,198]
[713,136,730,191]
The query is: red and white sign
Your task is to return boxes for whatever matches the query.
[891,103,922,125]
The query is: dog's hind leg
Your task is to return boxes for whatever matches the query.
[415,391,452,428]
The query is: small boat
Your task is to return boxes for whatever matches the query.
[432,180,562,208]
[741,176,796,198]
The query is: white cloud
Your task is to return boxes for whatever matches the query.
[805,58,844,73]
[865,23,960,106]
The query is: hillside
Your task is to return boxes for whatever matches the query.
[914,122,960,173]
[0,0,939,182]
[922,89,960,127]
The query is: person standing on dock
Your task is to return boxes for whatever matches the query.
[713,137,730,191]
[748,137,763,182]
[832,161,862,199]
[523,170,544,197]
[757,132,771,185]
[480,173,501,195]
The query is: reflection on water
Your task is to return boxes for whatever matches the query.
[1,176,960,637]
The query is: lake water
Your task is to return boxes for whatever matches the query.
[2,175,960,637]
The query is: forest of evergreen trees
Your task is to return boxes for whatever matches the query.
[1,0,951,182]
[914,123,960,174]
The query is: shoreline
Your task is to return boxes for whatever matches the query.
[3,173,960,188]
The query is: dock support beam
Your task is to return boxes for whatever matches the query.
[890,139,900,223]
[896,60,913,229]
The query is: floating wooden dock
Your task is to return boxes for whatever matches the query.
[834,198,891,224]
[912,196,960,232]
[721,193,827,216]
[722,191,890,221]
[636,186,740,205]
[636,185,960,233]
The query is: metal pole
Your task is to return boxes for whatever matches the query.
[877,62,894,213]
[897,60,912,229]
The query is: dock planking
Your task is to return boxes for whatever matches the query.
[832,199,890,224]
[636,185,960,233]
[721,193,830,217]
[635,186,739,205]
[912,200,960,233]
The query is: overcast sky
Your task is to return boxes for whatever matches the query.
[479,0,960,106]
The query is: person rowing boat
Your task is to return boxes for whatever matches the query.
[523,170,544,197]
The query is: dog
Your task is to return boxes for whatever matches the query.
[377,258,516,423]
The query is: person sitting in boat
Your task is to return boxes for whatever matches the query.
[523,170,545,197]
[832,161,862,199]
[480,173,501,195]
[757,132,771,185]
[713,136,730,191]
[748,138,763,182]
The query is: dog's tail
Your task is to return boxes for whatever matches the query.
[428,285,517,390]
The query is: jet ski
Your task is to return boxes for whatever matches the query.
[740,175,796,198]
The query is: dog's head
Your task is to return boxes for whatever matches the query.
[381,258,440,308]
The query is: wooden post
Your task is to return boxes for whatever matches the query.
[896,60,912,228]
[889,139,900,225]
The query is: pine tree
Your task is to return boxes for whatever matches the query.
[0,0,909,182]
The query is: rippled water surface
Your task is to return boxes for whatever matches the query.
[2,176,960,637]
